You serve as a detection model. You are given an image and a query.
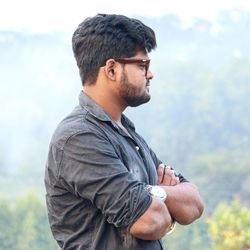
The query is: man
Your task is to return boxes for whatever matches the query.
[45,14,204,250]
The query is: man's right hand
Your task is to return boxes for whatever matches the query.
[157,164,180,186]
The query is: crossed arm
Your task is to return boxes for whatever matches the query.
[129,164,204,240]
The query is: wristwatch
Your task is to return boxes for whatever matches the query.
[146,185,167,201]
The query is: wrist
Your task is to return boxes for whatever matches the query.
[146,185,167,202]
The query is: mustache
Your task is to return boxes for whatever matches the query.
[146,80,150,86]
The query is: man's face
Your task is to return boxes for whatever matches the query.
[119,71,151,107]
[118,51,153,107]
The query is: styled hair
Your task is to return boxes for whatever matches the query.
[72,14,157,85]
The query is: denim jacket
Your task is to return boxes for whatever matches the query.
[45,91,184,250]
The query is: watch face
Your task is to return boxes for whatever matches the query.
[151,186,167,201]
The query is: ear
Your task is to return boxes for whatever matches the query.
[104,59,116,80]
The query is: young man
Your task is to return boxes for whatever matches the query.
[45,14,204,250]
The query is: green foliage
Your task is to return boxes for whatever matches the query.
[189,150,250,213]
[208,199,250,250]
[0,192,58,250]
[0,197,16,249]
[163,217,211,250]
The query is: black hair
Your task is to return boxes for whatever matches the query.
[72,14,157,85]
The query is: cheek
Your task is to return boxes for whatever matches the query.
[123,70,146,94]
[127,74,145,88]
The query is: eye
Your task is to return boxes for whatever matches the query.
[139,63,147,71]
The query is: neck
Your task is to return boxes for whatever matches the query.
[83,85,126,123]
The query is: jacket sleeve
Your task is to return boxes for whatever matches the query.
[57,131,152,228]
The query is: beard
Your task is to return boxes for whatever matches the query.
[119,71,151,107]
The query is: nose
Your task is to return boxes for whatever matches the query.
[146,68,154,80]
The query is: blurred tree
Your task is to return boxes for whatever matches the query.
[163,217,211,250]
[208,199,250,250]
[0,192,58,250]
[14,191,58,250]
[0,197,16,249]
[190,150,250,213]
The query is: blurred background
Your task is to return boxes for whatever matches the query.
[0,0,250,249]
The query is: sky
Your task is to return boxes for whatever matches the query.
[1,0,250,169]
[1,0,250,33]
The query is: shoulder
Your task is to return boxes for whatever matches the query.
[50,105,105,150]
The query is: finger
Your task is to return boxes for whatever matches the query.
[175,177,180,184]
[157,164,165,184]
[164,166,175,178]
[161,165,173,185]
[164,166,178,186]
[170,176,180,186]
[164,165,172,171]
[168,166,176,176]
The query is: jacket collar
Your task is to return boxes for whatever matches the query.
[79,91,111,122]
[78,91,135,130]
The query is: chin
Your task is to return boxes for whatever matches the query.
[128,96,151,107]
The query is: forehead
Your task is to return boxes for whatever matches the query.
[134,51,149,60]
